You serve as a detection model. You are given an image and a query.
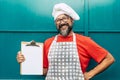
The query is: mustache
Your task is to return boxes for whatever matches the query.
[59,23,69,29]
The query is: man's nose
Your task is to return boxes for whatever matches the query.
[60,20,65,24]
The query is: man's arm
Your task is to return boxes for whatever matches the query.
[43,68,48,75]
[84,53,115,80]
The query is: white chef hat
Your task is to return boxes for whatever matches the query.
[52,3,80,20]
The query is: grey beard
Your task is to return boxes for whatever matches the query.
[60,29,68,37]
[59,26,72,37]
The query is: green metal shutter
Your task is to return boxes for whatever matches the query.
[0,0,119,80]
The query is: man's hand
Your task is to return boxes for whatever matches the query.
[43,68,48,75]
[84,72,93,80]
[84,53,115,80]
[16,51,25,63]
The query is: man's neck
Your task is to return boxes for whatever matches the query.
[58,31,74,37]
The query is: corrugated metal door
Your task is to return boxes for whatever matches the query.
[0,0,119,80]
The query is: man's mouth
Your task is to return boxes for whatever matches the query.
[57,23,72,37]
[60,25,68,30]
[59,23,69,29]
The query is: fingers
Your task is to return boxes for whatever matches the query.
[84,72,92,80]
[16,51,25,63]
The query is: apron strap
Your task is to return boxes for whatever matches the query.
[73,33,76,42]
[54,35,58,41]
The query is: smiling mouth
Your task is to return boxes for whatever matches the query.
[59,23,69,29]
[58,24,72,37]
[60,25,68,30]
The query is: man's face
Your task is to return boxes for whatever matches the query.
[55,14,73,37]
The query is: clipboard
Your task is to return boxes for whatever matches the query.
[20,40,43,75]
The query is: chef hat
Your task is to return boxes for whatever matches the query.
[52,3,80,20]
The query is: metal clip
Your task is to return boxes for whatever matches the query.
[26,40,39,47]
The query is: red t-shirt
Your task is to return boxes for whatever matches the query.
[43,33,108,73]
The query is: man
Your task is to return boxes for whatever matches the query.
[17,3,115,80]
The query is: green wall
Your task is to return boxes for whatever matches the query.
[0,0,119,80]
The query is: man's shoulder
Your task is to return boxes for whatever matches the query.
[75,33,91,42]
[75,33,89,38]
[44,36,55,44]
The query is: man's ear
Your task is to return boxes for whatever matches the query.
[71,19,74,23]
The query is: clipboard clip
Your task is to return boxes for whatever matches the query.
[26,40,39,47]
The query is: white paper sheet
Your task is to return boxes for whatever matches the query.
[20,41,43,75]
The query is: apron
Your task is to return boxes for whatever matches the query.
[46,33,84,80]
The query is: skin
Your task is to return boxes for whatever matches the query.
[16,14,115,80]
[55,14,74,37]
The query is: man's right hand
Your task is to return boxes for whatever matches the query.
[16,51,25,63]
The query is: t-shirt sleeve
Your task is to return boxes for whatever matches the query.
[43,37,54,68]
[43,42,49,68]
[85,37,108,63]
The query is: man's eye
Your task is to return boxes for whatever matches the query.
[56,19,60,22]
[62,17,67,19]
